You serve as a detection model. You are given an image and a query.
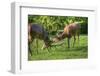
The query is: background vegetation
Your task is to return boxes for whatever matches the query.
[28,15,88,61]
[28,15,88,35]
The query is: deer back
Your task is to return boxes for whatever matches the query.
[28,23,51,47]
[63,22,80,37]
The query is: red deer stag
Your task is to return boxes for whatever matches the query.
[52,22,80,48]
[28,23,52,56]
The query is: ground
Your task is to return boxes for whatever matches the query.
[28,35,88,61]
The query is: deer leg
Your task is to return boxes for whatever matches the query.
[68,38,70,48]
[28,41,32,56]
[41,44,44,50]
[73,35,76,48]
[41,44,50,52]
[28,35,33,56]
[47,47,50,52]
[36,39,38,54]
[77,34,79,47]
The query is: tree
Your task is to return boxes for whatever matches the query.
[28,15,88,34]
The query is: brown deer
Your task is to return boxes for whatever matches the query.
[28,23,52,56]
[52,22,80,48]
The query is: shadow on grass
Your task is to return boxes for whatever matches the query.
[51,45,88,52]
[70,46,88,51]
[28,45,88,60]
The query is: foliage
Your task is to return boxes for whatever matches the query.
[28,15,88,34]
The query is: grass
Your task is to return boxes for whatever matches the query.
[28,35,88,61]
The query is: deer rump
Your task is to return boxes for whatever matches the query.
[28,24,50,55]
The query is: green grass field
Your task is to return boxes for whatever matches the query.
[28,35,88,61]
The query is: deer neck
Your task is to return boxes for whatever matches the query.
[59,32,72,40]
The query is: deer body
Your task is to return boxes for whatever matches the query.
[28,23,51,55]
[53,22,80,48]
